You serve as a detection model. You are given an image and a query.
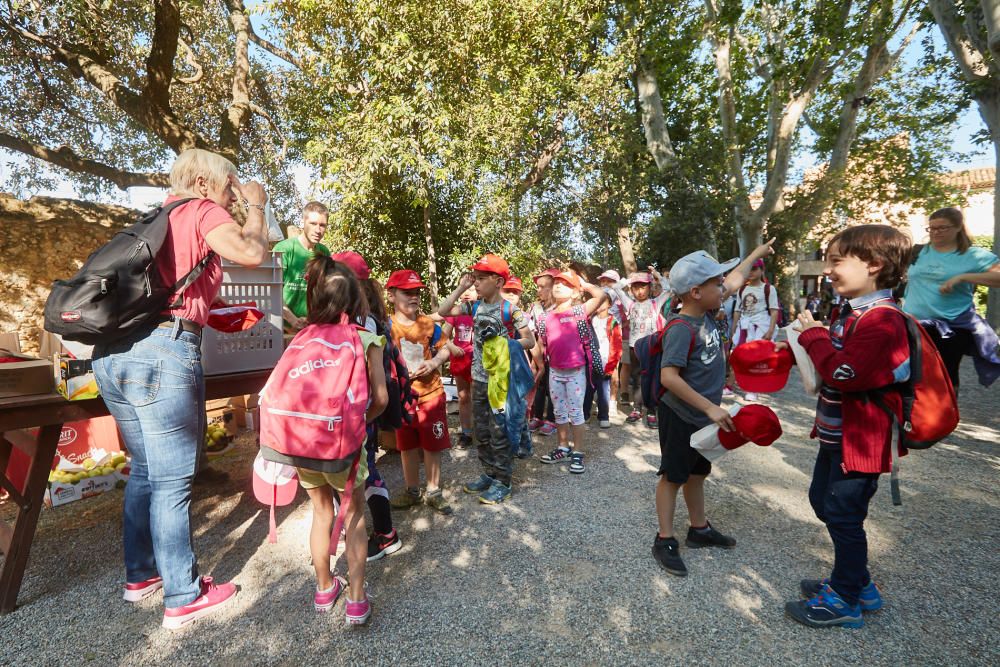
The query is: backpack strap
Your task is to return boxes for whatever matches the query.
[167,251,216,308]
[662,317,697,362]
[910,243,925,266]
[845,302,908,506]
[430,323,442,349]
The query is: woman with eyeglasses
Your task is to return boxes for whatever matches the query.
[902,207,1000,390]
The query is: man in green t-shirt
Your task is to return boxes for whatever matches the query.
[274,201,331,333]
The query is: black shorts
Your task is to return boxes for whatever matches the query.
[657,402,712,483]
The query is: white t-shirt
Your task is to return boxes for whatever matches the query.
[736,283,780,320]
[592,315,611,366]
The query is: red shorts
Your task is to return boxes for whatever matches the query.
[449,352,472,384]
[396,393,452,452]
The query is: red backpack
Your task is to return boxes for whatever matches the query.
[259,318,370,548]
[849,304,960,504]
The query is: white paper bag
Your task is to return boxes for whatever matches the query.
[784,323,821,396]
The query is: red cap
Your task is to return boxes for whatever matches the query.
[553,272,581,289]
[503,276,524,293]
[717,404,782,449]
[730,340,794,393]
[469,254,510,280]
[330,251,371,280]
[385,269,427,290]
[532,268,561,284]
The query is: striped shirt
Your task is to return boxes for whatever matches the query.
[815,290,908,449]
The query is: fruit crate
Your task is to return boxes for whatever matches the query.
[201,252,284,376]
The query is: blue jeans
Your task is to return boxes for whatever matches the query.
[808,448,880,606]
[583,375,611,421]
[92,324,204,608]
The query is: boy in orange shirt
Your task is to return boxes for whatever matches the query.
[385,270,454,515]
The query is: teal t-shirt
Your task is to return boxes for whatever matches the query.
[273,238,331,323]
[903,245,998,320]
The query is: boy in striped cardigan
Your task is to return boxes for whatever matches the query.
[783,225,912,630]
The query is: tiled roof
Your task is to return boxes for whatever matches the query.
[941,167,995,190]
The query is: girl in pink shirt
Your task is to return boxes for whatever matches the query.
[537,271,608,474]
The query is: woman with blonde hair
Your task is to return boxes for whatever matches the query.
[90,148,270,629]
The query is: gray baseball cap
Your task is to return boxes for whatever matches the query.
[669,251,741,295]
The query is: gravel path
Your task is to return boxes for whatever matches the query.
[2,364,997,666]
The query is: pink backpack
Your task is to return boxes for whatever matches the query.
[259,319,370,550]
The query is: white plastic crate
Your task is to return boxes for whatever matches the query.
[201,252,285,376]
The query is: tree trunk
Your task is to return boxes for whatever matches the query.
[617,225,638,275]
[735,210,762,257]
[635,56,678,171]
[422,203,440,305]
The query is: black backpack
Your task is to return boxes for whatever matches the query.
[373,319,417,431]
[43,199,215,344]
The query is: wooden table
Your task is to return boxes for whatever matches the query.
[0,369,271,614]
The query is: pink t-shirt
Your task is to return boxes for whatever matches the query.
[156,196,234,326]
[445,314,474,353]
[544,307,586,370]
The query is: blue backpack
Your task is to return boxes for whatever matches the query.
[471,299,517,339]
[636,317,697,411]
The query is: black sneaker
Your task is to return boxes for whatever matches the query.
[685,522,736,549]
[652,535,687,577]
[366,530,403,562]
[457,433,474,449]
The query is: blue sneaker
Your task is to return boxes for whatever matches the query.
[785,583,863,629]
[463,474,495,494]
[478,480,512,504]
[800,578,882,612]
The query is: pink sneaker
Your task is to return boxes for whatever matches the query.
[527,418,542,431]
[161,576,238,630]
[538,422,557,436]
[123,575,163,602]
[314,575,346,613]
[345,594,371,625]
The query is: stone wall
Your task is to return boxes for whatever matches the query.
[0,194,140,354]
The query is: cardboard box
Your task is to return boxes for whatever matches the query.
[0,353,55,399]
[0,332,21,353]
[230,394,260,428]
[45,473,116,508]
[40,332,99,401]
[53,415,123,469]
[206,405,238,437]
[55,355,99,401]
[44,452,129,508]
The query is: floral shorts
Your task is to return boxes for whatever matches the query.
[549,366,587,426]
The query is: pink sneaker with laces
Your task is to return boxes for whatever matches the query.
[161,576,238,630]
[314,575,346,613]
[123,575,163,602]
[345,595,371,625]
[538,422,557,436]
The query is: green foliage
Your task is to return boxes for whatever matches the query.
[0,0,297,217]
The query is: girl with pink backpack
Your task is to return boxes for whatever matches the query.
[258,256,388,625]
